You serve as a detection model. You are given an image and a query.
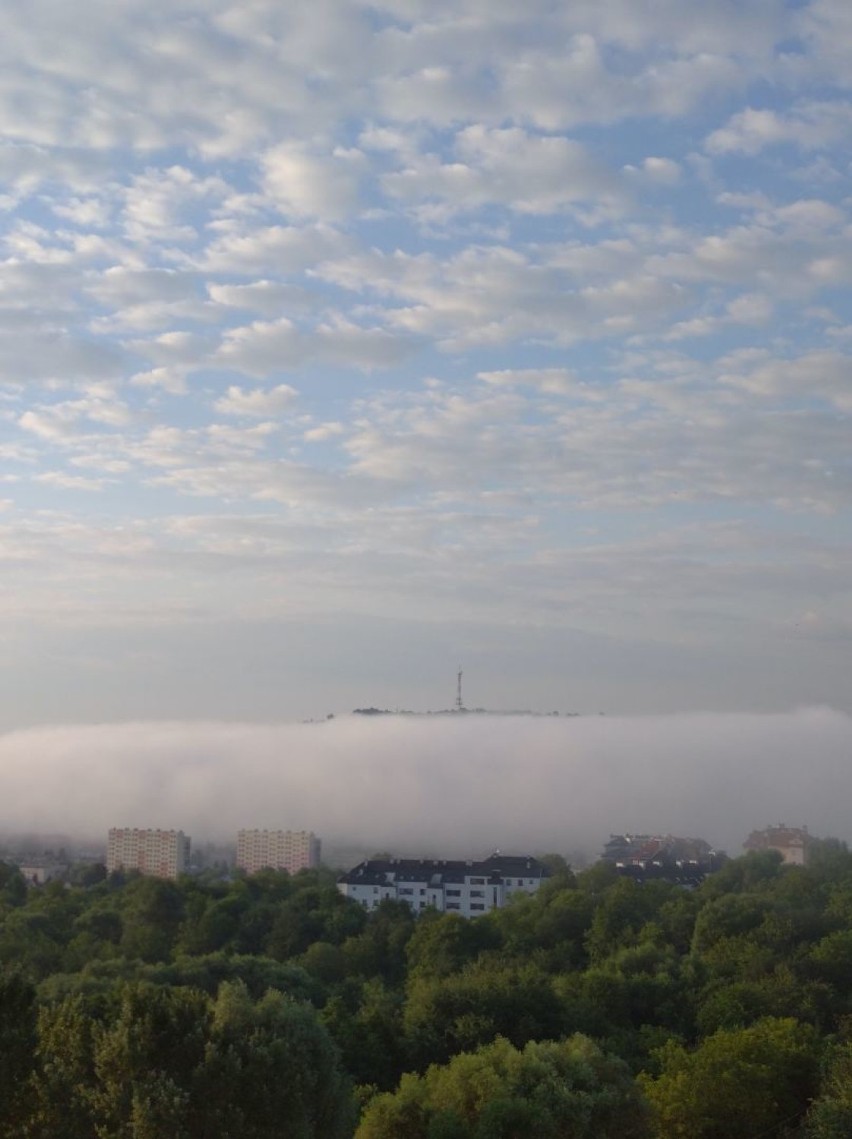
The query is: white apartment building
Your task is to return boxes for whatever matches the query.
[236,829,321,875]
[338,853,550,917]
[107,828,190,880]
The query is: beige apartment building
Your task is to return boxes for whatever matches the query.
[236,829,321,875]
[743,824,810,866]
[107,828,190,880]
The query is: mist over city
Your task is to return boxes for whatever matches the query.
[2,708,850,857]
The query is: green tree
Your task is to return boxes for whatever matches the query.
[199,980,355,1138]
[805,1040,852,1138]
[322,978,407,1089]
[0,971,37,1138]
[120,877,185,963]
[89,982,210,1134]
[404,963,562,1068]
[356,1034,649,1139]
[586,880,673,964]
[31,993,103,1139]
[406,913,497,981]
[31,979,354,1139]
[640,1016,820,1139]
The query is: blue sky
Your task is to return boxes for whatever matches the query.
[1,0,851,724]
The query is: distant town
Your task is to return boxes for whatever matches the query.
[1,824,813,914]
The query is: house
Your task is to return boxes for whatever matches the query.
[743,824,809,866]
[16,861,67,886]
[601,833,723,884]
[337,852,549,917]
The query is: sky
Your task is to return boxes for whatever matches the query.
[1,0,852,728]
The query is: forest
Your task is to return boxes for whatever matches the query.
[2,844,852,1137]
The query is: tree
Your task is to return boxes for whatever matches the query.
[805,1040,852,1138]
[31,980,354,1139]
[199,980,355,1138]
[0,971,37,1138]
[404,963,563,1068]
[585,879,673,964]
[406,913,497,981]
[31,993,103,1139]
[640,1016,820,1139]
[322,978,407,1090]
[89,982,210,1134]
[119,877,185,962]
[356,1034,650,1139]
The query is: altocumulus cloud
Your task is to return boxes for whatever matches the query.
[1,709,850,857]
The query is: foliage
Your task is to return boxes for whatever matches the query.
[3,848,852,1136]
[356,1034,649,1139]
[0,970,37,1138]
[30,980,354,1138]
[640,1017,820,1139]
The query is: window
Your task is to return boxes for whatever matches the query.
[446,888,461,897]
[504,878,513,886]
[399,887,414,896]
[470,903,485,911]
[420,888,426,894]
[470,890,484,898]
[469,876,486,885]
[447,902,460,910]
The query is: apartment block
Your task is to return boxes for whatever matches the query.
[107,828,190,880]
[601,833,724,884]
[338,853,549,917]
[236,829,321,875]
[743,824,809,866]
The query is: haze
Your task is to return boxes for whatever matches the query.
[2,710,850,858]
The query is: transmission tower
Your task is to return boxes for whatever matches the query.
[456,667,464,711]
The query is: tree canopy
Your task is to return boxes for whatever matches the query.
[3,843,852,1137]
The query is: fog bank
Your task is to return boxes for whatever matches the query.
[1,709,849,859]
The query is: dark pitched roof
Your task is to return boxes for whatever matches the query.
[338,853,550,887]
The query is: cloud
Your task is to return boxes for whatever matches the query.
[34,470,106,492]
[706,101,852,155]
[477,368,591,396]
[624,156,682,185]
[383,126,624,220]
[214,383,298,418]
[0,711,850,858]
[199,223,351,274]
[215,316,411,375]
[0,0,849,729]
[261,143,363,220]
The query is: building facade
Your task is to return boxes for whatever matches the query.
[236,829,321,875]
[16,861,67,886]
[338,853,550,917]
[601,833,723,883]
[107,828,190,880]
[743,824,809,866]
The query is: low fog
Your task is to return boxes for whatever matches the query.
[1,709,850,861]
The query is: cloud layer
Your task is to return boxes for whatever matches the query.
[1,711,849,859]
[0,1,850,722]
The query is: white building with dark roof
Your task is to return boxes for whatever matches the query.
[338,853,549,917]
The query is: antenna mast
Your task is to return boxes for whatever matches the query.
[456,667,463,711]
